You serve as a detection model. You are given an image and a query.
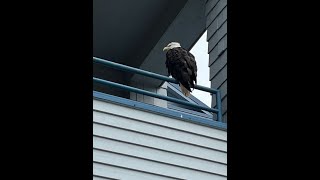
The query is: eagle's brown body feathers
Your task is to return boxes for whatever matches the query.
[165,47,197,96]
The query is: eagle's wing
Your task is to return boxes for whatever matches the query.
[165,48,197,92]
[183,50,197,85]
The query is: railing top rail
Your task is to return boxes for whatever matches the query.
[93,56,223,122]
[93,57,218,94]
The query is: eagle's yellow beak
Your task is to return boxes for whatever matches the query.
[163,46,170,51]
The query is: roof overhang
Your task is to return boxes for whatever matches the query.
[94,0,206,90]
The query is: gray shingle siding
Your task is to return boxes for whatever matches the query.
[209,34,227,60]
[206,0,227,29]
[208,21,227,53]
[210,64,227,87]
[209,50,227,77]
[206,0,227,122]
[207,6,227,40]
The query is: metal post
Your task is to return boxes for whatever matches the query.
[216,90,223,122]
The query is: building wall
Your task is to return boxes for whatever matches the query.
[129,81,168,108]
[93,98,227,180]
[206,0,227,122]
[93,63,130,99]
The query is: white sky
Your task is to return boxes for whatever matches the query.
[189,31,212,107]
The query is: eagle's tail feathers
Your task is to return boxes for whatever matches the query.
[180,83,191,97]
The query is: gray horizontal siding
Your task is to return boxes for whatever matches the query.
[206,0,227,123]
[94,136,226,173]
[94,111,227,152]
[93,123,227,163]
[94,148,225,179]
[94,99,227,140]
[93,175,119,180]
[93,99,227,179]
[94,162,178,180]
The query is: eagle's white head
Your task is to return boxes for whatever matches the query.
[163,42,181,51]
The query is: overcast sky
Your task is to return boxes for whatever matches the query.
[189,31,212,107]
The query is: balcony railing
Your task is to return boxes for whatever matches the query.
[93,57,223,122]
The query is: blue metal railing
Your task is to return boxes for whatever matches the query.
[93,57,223,122]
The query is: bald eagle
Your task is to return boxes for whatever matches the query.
[163,42,197,97]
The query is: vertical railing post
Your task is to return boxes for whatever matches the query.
[216,90,222,122]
